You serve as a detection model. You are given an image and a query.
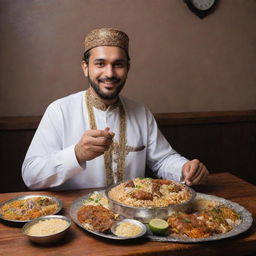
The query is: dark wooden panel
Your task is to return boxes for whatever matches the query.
[155,110,256,125]
[159,122,256,185]
[0,116,41,130]
[0,130,35,193]
[0,110,255,192]
[1,110,256,130]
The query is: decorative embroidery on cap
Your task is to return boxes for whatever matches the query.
[84,28,129,54]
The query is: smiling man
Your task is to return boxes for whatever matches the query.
[83,46,129,103]
[22,28,209,190]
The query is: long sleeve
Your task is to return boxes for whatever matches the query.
[145,108,188,181]
[22,103,84,190]
[22,92,189,190]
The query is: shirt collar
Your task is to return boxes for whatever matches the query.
[86,89,120,111]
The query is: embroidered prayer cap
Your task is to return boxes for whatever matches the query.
[84,28,129,54]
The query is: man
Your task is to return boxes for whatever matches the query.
[22,28,209,190]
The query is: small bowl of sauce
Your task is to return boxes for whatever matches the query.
[111,219,147,239]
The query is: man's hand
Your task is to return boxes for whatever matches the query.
[75,128,115,164]
[182,159,209,186]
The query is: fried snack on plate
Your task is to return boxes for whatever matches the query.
[77,205,115,232]
[77,191,119,232]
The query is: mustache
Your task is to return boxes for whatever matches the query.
[98,77,120,83]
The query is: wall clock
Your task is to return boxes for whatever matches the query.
[184,0,218,19]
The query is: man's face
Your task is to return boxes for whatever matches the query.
[82,46,130,101]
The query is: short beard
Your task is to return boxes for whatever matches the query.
[88,75,126,100]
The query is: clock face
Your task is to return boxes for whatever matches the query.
[191,0,215,11]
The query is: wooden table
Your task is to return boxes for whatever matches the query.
[0,172,255,256]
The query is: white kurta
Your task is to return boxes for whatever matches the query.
[22,91,188,190]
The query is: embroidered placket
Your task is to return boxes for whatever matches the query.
[85,90,126,186]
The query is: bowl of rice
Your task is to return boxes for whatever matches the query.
[22,215,71,244]
[106,178,196,223]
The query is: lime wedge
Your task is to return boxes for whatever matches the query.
[148,219,169,236]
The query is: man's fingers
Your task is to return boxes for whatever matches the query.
[190,162,204,180]
[190,166,209,185]
[184,159,200,181]
[202,167,209,182]
[88,136,113,146]
[75,128,115,163]
[182,159,209,186]
[199,169,209,184]
[190,168,204,184]
[87,129,115,139]
[108,131,115,138]
[83,129,115,147]
[89,145,110,153]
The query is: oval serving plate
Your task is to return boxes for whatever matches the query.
[70,191,147,240]
[70,191,253,242]
[147,193,253,243]
[0,194,63,223]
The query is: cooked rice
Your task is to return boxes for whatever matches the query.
[83,192,109,209]
[108,178,192,208]
[27,218,69,236]
[0,197,58,220]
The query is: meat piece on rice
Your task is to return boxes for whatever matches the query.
[131,190,153,201]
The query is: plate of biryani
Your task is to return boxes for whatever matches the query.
[69,178,253,242]
[0,195,62,223]
[106,178,196,223]
[107,178,194,208]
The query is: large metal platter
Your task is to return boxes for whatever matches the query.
[147,193,253,243]
[0,194,63,223]
[70,190,146,240]
[70,191,253,242]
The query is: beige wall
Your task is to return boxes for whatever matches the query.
[0,0,255,116]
